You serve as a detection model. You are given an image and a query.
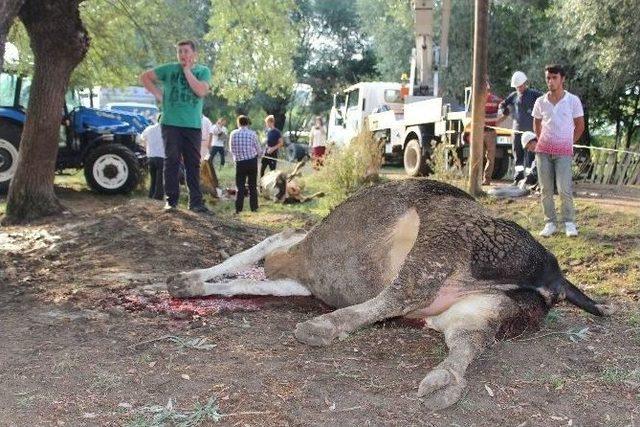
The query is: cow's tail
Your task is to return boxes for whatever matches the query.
[562,278,614,316]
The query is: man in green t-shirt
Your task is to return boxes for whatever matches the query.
[140,40,212,212]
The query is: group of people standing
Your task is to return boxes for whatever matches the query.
[138,40,581,238]
[485,65,585,237]
[139,39,328,215]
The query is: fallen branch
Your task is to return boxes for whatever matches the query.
[514,327,590,343]
[128,334,174,349]
[321,406,363,413]
[221,410,274,417]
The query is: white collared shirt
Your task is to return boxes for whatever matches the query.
[532,90,583,156]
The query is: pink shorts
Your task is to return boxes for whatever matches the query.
[312,146,326,158]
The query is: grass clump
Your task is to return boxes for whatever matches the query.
[314,123,384,205]
[429,143,466,185]
[128,398,222,427]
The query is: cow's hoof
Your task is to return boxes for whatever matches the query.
[294,317,337,347]
[417,367,467,411]
[166,272,206,298]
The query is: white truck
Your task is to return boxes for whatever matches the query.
[326,0,513,179]
[328,82,513,178]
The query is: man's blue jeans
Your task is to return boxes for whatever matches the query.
[536,152,575,224]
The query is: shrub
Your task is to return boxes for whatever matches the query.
[429,142,466,184]
[316,123,384,199]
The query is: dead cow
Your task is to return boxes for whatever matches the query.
[168,179,611,410]
[259,161,324,204]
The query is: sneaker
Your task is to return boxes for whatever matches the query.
[163,203,177,212]
[539,222,557,237]
[190,204,211,214]
[512,172,524,186]
[565,222,578,237]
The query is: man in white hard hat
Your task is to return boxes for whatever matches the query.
[520,131,538,188]
[499,71,543,185]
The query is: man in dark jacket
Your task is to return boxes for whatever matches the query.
[499,71,543,184]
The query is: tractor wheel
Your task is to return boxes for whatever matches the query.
[0,119,22,194]
[84,144,140,194]
[403,139,429,177]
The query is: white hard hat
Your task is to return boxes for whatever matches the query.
[521,131,537,148]
[510,71,527,88]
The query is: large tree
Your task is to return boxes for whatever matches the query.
[207,0,299,105]
[355,0,413,82]
[550,0,640,148]
[297,0,377,115]
[3,0,89,225]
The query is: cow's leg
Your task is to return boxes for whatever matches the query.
[294,287,411,346]
[294,254,451,346]
[167,229,306,297]
[175,277,311,297]
[418,293,509,411]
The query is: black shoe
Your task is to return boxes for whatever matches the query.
[512,172,524,185]
[164,203,177,212]
[190,204,211,214]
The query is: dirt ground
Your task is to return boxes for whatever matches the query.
[1,184,639,426]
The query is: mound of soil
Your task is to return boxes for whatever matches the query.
[1,199,271,311]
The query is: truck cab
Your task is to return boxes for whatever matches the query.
[327,82,403,146]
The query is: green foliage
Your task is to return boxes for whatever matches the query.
[128,398,222,427]
[316,124,383,201]
[355,0,413,81]
[6,0,639,146]
[429,142,466,184]
[549,0,640,148]
[7,0,210,88]
[295,0,378,114]
[207,0,299,104]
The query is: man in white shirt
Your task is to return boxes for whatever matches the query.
[200,115,213,160]
[141,119,165,200]
[209,117,228,167]
[532,64,585,237]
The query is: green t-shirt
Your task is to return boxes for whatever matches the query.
[153,62,211,129]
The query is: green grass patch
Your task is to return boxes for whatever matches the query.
[600,367,640,384]
[487,198,640,299]
[127,398,222,427]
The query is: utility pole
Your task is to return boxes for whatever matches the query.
[468,0,489,196]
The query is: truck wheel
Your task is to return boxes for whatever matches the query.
[404,139,429,177]
[0,119,22,194]
[84,143,140,194]
[492,151,510,180]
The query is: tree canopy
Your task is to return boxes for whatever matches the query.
[5,0,639,145]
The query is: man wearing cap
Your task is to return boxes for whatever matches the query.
[499,71,543,184]
[520,131,538,188]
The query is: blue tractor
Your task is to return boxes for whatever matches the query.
[0,72,150,194]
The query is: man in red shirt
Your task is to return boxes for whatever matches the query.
[482,83,502,185]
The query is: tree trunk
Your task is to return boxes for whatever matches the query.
[2,0,89,225]
[624,88,640,150]
[0,0,26,72]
